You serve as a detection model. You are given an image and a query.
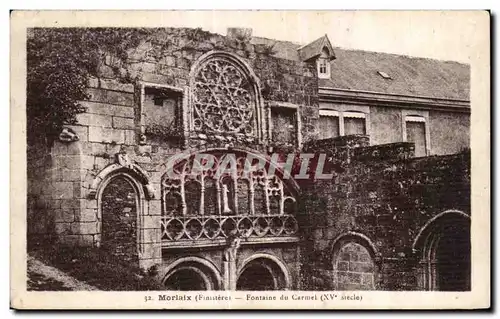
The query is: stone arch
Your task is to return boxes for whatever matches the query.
[330,232,380,290]
[90,160,155,264]
[89,163,155,200]
[159,256,223,291]
[189,51,265,141]
[413,210,471,291]
[237,253,291,290]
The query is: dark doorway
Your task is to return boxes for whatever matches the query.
[237,264,276,290]
[164,268,208,291]
[237,258,287,290]
[435,223,471,291]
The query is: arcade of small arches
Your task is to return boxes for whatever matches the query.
[160,150,300,243]
[159,254,292,291]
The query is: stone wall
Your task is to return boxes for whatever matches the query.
[27,142,53,242]
[27,27,471,290]
[26,27,318,271]
[299,137,470,290]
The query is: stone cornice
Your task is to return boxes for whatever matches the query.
[161,236,300,249]
[319,87,470,113]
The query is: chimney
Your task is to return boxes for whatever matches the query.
[226,28,253,41]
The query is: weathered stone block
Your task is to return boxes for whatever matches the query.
[148,200,162,215]
[54,222,72,234]
[140,72,175,85]
[113,116,135,129]
[60,199,84,210]
[58,234,80,247]
[78,208,98,222]
[93,156,110,170]
[143,215,159,229]
[80,155,95,170]
[81,101,135,118]
[54,210,75,223]
[349,261,374,273]
[76,113,113,127]
[80,142,107,155]
[79,234,95,247]
[51,182,74,199]
[337,261,349,271]
[142,228,161,243]
[98,78,135,93]
[52,156,81,171]
[88,127,125,144]
[87,88,134,107]
[129,61,157,73]
[86,199,98,209]
[361,273,375,286]
[124,130,136,145]
[53,169,84,182]
[72,221,99,234]
[139,258,162,271]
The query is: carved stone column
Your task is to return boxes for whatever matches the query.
[223,237,241,290]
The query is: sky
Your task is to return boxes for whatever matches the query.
[152,10,486,64]
[14,10,488,64]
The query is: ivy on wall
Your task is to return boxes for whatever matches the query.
[27,28,153,145]
[27,27,224,146]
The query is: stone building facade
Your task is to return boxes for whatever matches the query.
[27,27,471,291]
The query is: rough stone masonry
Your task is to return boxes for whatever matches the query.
[27,27,471,291]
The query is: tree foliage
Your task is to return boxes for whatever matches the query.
[27,28,151,145]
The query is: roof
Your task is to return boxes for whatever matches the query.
[297,35,336,61]
[251,36,470,101]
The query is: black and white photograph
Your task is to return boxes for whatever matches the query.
[10,10,490,309]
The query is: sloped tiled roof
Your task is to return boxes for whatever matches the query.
[251,36,470,101]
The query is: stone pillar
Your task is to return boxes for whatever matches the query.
[138,198,162,270]
[224,237,241,290]
[50,139,98,247]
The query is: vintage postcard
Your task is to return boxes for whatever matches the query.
[10,10,490,310]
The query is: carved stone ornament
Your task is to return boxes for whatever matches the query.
[58,127,79,143]
[139,134,147,145]
[192,58,256,136]
[115,152,133,168]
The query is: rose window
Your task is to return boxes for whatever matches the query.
[192,58,256,136]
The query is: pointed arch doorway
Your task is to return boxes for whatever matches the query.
[414,211,471,291]
[236,255,291,291]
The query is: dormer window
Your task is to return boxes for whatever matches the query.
[297,35,336,79]
[317,47,331,79]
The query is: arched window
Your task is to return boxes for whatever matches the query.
[190,52,263,141]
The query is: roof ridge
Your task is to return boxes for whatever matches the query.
[332,46,470,66]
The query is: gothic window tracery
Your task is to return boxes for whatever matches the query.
[160,152,298,242]
[191,56,258,138]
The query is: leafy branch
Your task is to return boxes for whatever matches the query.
[27,28,154,145]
